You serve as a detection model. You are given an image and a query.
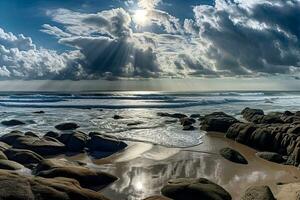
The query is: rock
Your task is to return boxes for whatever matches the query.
[190,114,201,119]
[0,170,110,200]
[87,134,127,152]
[12,136,66,156]
[4,148,43,165]
[67,131,88,152]
[0,131,24,145]
[33,110,45,114]
[0,159,24,170]
[219,148,248,164]
[161,178,231,200]
[157,112,187,119]
[55,122,79,131]
[1,119,25,126]
[226,123,257,144]
[241,108,283,124]
[44,131,60,138]
[288,125,300,135]
[113,115,124,119]
[36,165,118,190]
[0,141,11,151]
[241,186,275,200]
[144,196,172,200]
[242,107,264,122]
[183,125,196,131]
[249,128,275,150]
[0,152,7,160]
[277,182,300,200]
[200,112,239,132]
[24,132,39,137]
[35,158,83,173]
[127,121,143,126]
[180,117,196,126]
[256,152,285,163]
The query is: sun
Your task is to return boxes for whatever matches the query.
[133,9,148,25]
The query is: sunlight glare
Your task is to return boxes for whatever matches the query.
[133,9,148,25]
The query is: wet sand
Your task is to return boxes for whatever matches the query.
[62,132,300,200]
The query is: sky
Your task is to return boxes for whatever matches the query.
[0,0,299,91]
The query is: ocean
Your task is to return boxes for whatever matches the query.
[0,91,299,147]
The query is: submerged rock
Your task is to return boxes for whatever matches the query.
[219,147,248,164]
[1,119,25,126]
[241,186,275,200]
[157,112,187,119]
[200,112,239,132]
[0,170,110,200]
[161,178,231,200]
[55,122,79,131]
[33,110,45,114]
[113,115,124,120]
[256,152,285,163]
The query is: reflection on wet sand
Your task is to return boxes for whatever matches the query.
[83,133,299,200]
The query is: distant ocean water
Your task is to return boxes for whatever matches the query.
[0,91,299,147]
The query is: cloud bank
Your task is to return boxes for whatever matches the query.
[0,0,300,80]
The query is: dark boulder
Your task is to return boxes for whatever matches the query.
[87,134,127,153]
[67,131,88,152]
[241,186,275,200]
[113,115,124,120]
[226,123,257,144]
[0,141,11,151]
[157,112,187,119]
[242,107,264,122]
[180,117,196,126]
[161,178,231,200]
[44,131,60,138]
[1,119,25,126]
[33,110,45,114]
[24,132,39,137]
[256,152,285,163]
[55,122,79,131]
[4,148,43,165]
[200,112,239,133]
[219,147,248,164]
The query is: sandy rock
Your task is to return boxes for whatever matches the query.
[4,148,43,165]
[0,170,110,200]
[36,164,117,190]
[55,122,79,131]
[12,136,66,156]
[277,182,300,200]
[161,178,231,200]
[1,119,25,126]
[200,112,239,132]
[241,186,275,200]
[0,159,24,170]
[219,147,248,164]
[256,152,285,163]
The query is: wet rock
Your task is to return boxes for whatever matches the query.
[241,186,275,200]
[36,165,118,190]
[161,178,231,200]
[4,148,43,165]
[190,114,201,119]
[24,132,39,137]
[157,112,187,119]
[12,136,66,156]
[277,182,300,200]
[249,128,275,150]
[180,117,196,126]
[44,131,60,138]
[0,131,24,145]
[256,152,285,163]
[0,170,110,200]
[242,107,264,122]
[226,123,257,144]
[183,125,196,131]
[200,112,239,133]
[113,115,124,120]
[0,159,24,170]
[55,122,79,131]
[35,158,83,173]
[87,134,127,152]
[33,110,45,114]
[67,131,88,152]
[1,119,25,126]
[242,108,283,124]
[219,147,248,164]
[287,125,300,135]
[127,121,143,126]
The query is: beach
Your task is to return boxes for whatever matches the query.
[0,91,298,199]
